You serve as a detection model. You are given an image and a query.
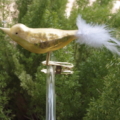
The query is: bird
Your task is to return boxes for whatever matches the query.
[0,23,77,54]
[0,15,120,55]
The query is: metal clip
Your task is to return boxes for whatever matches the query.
[41,61,74,74]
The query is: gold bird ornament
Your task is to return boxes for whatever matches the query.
[1,15,120,55]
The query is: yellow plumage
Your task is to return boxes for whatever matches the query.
[0,24,77,53]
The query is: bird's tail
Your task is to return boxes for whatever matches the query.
[76,15,120,55]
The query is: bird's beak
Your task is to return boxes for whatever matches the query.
[0,27,11,35]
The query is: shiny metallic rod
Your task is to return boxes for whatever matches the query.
[46,53,56,120]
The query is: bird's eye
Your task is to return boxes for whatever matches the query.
[15,32,18,34]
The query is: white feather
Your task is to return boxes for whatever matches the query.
[76,15,120,55]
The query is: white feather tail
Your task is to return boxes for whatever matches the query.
[76,15,120,55]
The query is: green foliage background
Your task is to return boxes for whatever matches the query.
[0,0,120,120]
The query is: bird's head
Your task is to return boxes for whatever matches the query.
[0,24,28,37]
[10,24,29,35]
[0,24,29,42]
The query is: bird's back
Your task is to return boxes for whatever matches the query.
[24,28,77,51]
[28,28,77,42]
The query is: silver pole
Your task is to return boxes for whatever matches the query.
[46,55,56,120]
[43,52,73,120]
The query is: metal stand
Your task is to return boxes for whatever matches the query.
[46,65,56,120]
[41,52,73,120]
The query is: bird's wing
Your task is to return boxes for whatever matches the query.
[47,36,76,51]
[26,28,77,49]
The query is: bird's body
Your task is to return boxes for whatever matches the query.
[1,15,120,55]
[0,24,77,53]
